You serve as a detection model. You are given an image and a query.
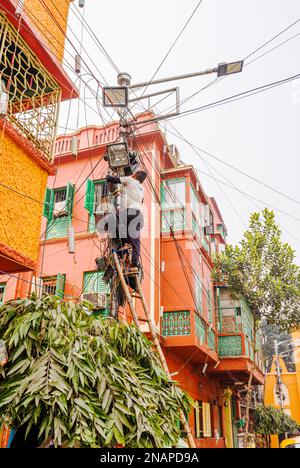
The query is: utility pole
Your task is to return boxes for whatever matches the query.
[274,340,285,412]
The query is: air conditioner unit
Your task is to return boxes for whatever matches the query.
[204,226,214,236]
[54,200,67,217]
[82,293,107,310]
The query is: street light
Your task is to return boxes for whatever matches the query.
[217,61,244,77]
[103,87,128,108]
[106,142,129,169]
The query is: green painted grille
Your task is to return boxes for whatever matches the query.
[208,328,216,351]
[162,311,191,336]
[195,314,206,345]
[218,336,243,357]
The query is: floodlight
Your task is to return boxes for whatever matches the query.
[217,61,244,77]
[103,87,128,108]
[107,142,129,169]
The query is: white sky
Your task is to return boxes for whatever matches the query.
[60,0,300,262]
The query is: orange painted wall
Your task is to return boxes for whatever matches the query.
[0,131,49,269]
[24,0,72,62]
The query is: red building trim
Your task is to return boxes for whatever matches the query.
[0,242,37,272]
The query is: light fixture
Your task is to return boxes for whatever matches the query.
[217,60,244,77]
[103,87,128,108]
[107,142,129,169]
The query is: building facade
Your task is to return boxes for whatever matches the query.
[0,114,265,447]
[265,332,300,448]
[0,0,77,274]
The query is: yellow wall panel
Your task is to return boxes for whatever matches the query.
[0,134,48,265]
[24,0,72,62]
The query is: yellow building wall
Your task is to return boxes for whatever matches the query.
[0,133,48,265]
[24,0,73,62]
[264,335,300,448]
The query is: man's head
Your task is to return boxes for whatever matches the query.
[133,171,147,184]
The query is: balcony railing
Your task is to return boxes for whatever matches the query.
[0,14,61,160]
[161,310,218,355]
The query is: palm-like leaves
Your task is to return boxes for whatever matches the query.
[0,295,191,448]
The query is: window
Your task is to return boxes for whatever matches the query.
[43,183,75,239]
[0,283,6,304]
[163,179,186,209]
[194,401,211,438]
[202,402,212,438]
[161,179,186,232]
[195,275,202,313]
[190,185,200,220]
[42,274,66,298]
[85,180,110,232]
[207,284,213,324]
[194,401,203,439]
[0,13,61,160]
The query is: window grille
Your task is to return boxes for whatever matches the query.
[0,14,61,160]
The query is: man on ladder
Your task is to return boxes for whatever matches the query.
[106,171,147,273]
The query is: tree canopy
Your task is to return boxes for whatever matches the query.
[0,295,191,448]
[213,209,300,332]
[255,405,300,435]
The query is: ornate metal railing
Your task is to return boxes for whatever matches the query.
[162,311,191,336]
[195,314,206,345]
[0,14,61,160]
[218,335,243,357]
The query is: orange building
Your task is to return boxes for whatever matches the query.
[0,113,265,447]
[265,332,300,448]
[0,0,77,274]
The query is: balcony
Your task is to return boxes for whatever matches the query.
[211,287,265,385]
[161,310,218,363]
[0,13,61,160]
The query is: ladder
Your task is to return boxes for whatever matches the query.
[113,252,196,449]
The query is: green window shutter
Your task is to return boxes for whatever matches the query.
[83,272,109,294]
[66,182,75,216]
[84,179,95,215]
[55,274,66,298]
[43,188,54,220]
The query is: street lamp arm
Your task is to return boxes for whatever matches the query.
[129,67,218,90]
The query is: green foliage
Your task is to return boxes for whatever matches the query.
[213,209,300,332]
[0,295,191,448]
[255,405,300,435]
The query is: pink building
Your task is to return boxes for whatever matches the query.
[0,112,264,448]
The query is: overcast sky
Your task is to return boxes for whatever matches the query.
[60,0,300,262]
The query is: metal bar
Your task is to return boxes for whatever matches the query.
[129,68,217,89]
[128,87,178,102]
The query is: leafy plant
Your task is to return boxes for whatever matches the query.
[255,405,300,435]
[0,295,191,448]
